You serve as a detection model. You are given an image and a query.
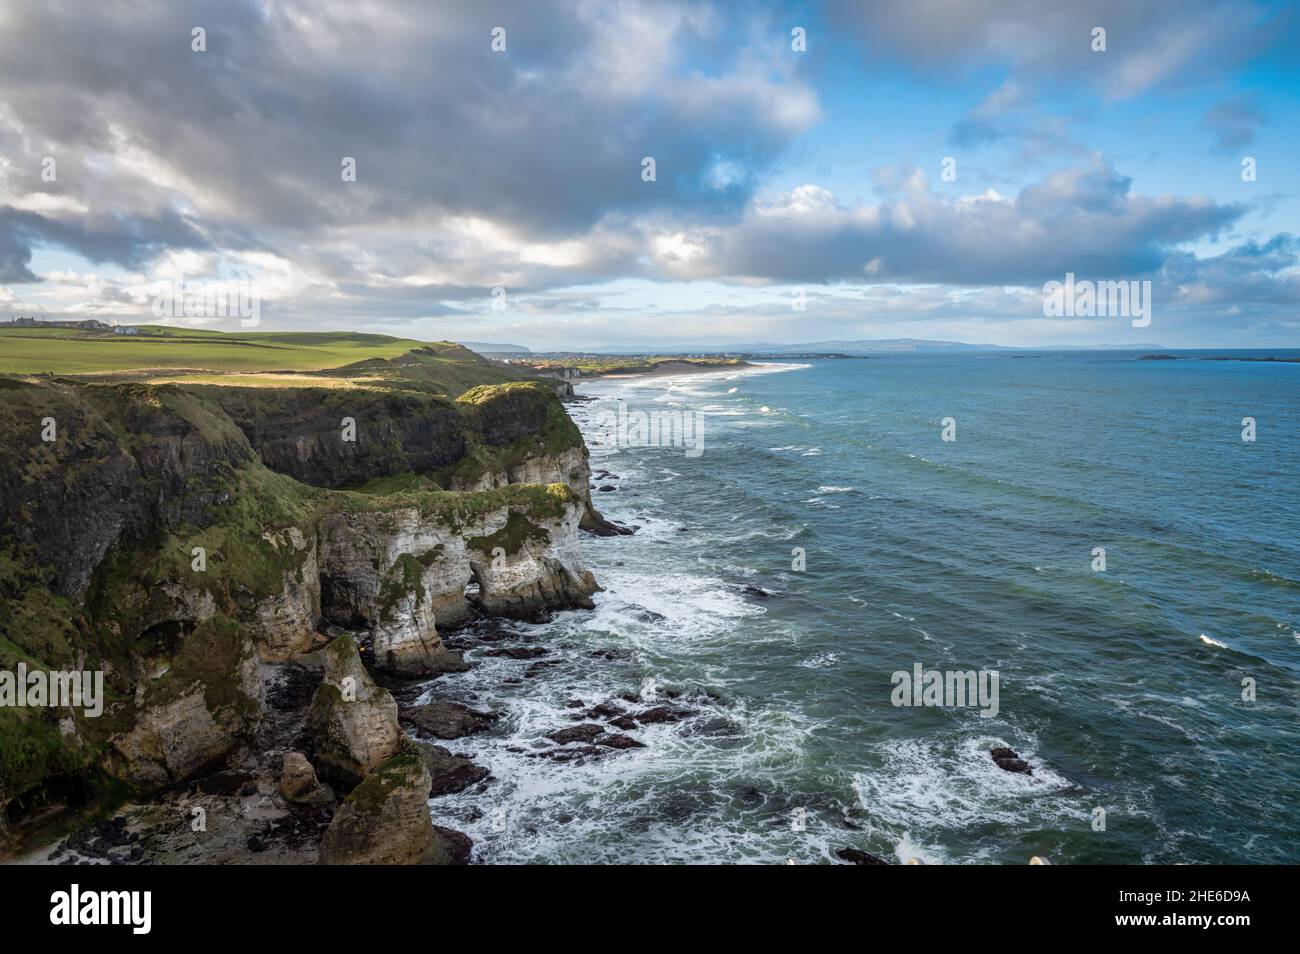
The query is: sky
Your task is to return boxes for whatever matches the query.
[1,0,1298,350]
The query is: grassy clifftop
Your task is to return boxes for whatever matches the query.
[0,327,536,398]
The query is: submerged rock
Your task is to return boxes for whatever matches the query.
[545,723,605,745]
[483,646,548,659]
[836,847,889,865]
[400,700,498,740]
[409,741,490,797]
[990,746,1033,775]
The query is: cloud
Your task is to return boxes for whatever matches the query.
[1202,95,1266,150]
[823,0,1288,99]
[0,0,816,248]
[644,157,1244,286]
[1163,233,1300,305]
[0,0,1293,347]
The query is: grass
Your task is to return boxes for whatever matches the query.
[0,328,548,401]
[0,326,427,376]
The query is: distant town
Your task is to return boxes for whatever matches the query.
[4,316,140,334]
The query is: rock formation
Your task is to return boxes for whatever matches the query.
[279,752,335,807]
[306,636,403,788]
[0,369,601,844]
[318,754,463,865]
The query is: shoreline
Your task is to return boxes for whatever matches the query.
[582,359,755,380]
[580,360,804,385]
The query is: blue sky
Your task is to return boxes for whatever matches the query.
[1,0,1298,348]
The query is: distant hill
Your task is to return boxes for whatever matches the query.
[457,341,531,353]
[587,338,1168,354]
[769,338,1009,353]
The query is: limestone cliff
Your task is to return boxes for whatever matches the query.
[0,371,600,840]
[306,636,403,788]
[318,753,461,865]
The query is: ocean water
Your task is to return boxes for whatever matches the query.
[426,352,1300,864]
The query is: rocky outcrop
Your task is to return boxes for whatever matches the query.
[0,371,603,840]
[991,746,1033,775]
[104,616,264,789]
[318,754,464,865]
[279,752,335,807]
[400,700,498,740]
[317,510,469,675]
[306,636,403,788]
[320,485,596,670]
[463,497,598,618]
[408,741,490,796]
[244,526,323,661]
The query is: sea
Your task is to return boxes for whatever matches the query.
[424,351,1300,864]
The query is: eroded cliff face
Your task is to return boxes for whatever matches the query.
[103,616,264,789]
[318,509,468,675]
[318,489,596,673]
[463,501,598,618]
[0,375,600,838]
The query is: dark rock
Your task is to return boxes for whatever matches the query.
[608,715,639,731]
[482,646,548,659]
[545,723,605,745]
[597,485,616,492]
[431,825,473,865]
[836,847,888,865]
[529,745,606,763]
[410,742,491,797]
[596,733,645,750]
[194,771,256,797]
[633,706,692,725]
[400,700,498,740]
[990,746,1033,775]
[585,702,624,720]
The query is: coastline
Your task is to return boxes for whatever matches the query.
[583,359,755,380]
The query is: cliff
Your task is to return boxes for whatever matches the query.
[0,370,600,843]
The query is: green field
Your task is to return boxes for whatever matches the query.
[0,326,545,398]
[0,326,428,375]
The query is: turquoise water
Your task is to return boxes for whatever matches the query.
[429,352,1300,864]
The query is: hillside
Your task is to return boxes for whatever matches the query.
[0,327,538,399]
